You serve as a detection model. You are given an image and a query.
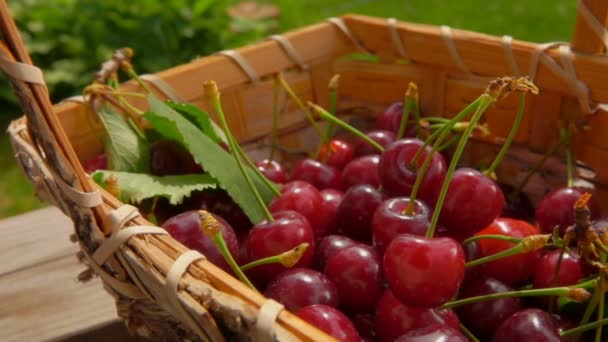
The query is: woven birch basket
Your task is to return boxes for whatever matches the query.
[6,0,608,340]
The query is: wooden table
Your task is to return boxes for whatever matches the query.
[0,207,143,341]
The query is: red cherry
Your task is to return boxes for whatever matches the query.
[533,249,584,307]
[355,130,396,156]
[536,187,601,234]
[264,268,339,311]
[395,324,468,342]
[296,305,361,342]
[82,153,107,172]
[377,101,416,133]
[351,313,376,342]
[162,211,238,274]
[378,138,447,204]
[336,184,384,241]
[189,189,252,233]
[493,308,562,342]
[317,189,344,239]
[384,235,465,308]
[324,244,383,313]
[255,159,287,183]
[290,158,342,190]
[269,181,324,238]
[372,197,430,254]
[342,155,381,189]
[317,138,355,170]
[439,168,505,238]
[475,218,540,286]
[244,210,314,285]
[375,290,460,342]
[313,234,358,271]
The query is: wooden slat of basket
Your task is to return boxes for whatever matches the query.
[571,0,608,54]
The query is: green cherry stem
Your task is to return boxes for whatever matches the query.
[240,243,309,272]
[277,73,324,137]
[269,75,281,161]
[233,142,281,197]
[309,102,385,153]
[561,318,608,338]
[465,234,549,268]
[484,93,527,178]
[397,83,418,139]
[205,81,274,221]
[459,324,480,342]
[198,210,257,291]
[322,74,340,144]
[440,286,591,310]
[462,234,523,245]
[595,253,606,342]
[426,95,494,237]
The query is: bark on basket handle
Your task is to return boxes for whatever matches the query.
[571,0,608,54]
[0,1,107,245]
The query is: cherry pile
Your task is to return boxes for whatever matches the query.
[84,76,608,342]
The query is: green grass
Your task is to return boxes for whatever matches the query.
[0,0,578,219]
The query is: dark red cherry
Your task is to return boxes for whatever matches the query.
[245,210,314,285]
[336,184,384,242]
[355,130,396,156]
[189,189,252,233]
[384,235,465,308]
[456,277,522,339]
[269,181,324,238]
[377,101,413,133]
[290,158,342,190]
[372,197,430,254]
[439,168,504,238]
[264,268,339,311]
[324,244,382,313]
[375,290,460,342]
[533,249,584,307]
[536,187,600,234]
[378,138,447,204]
[317,138,355,169]
[342,155,381,189]
[150,140,203,175]
[475,218,540,286]
[493,308,562,342]
[82,153,107,172]
[395,324,468,342]
[255,159,287,183]
[162,210,238,274]
[296,305,361,342]
[317,189,344,239]
[313,234,358,271]
[352,313,376,342]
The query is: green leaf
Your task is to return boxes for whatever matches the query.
[145,94,274,223]
[92,170,217,205]
[164,100,228,144]
[98,107,149,172]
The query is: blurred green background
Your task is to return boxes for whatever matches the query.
[0,0,577,218]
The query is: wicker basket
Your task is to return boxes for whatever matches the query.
[5,1,608,340]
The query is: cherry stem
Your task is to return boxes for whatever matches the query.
[548,246,566,314]
[426,95,494,237]
[440,286,587,310]
[322,74,340,144]
[239,243,309,271]
[124,67,153,94]
[436,133,460,152]
[233,142,281,197]
[397,82,418,139]
[595,253,606,342]
[462,234,523,245]
[269,76,281,161]
[277,73,324,137]
[561,318,608,338]
[205,81,274,222]
[465,234,549,268]
[561,127,574,188]
[459,324,480,342]
[309,102,385,152]
[484,93,527,178]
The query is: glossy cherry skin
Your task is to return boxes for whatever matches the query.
[264,268,339,311]
[536,187,601,234]
[533,249,584,307]
[372,197,430,254]
[384,234,465,308]
[475,218,540,286]
[313,234,358,271]
[290,158,342,190]
[355,130,396,156]
[375,290,460,342]
[456,277,522,339]
[162,210,239,274]
[188,189,252,233]
[377,101,415,133]
[342,155,381,189]
[244,210,314,286]
[82,153,107,172]
[316,189,344,239]
[149,140,203,175]
[439,168,505,238]
[269,181,325,238]
[254,159,287,183]
[352,313,376,342]
[493,308,562,342]
[317,138,355,170]
[395,324,468,342]
[336,184,384,242]
[296,305,361,342]
[324,244,382,313]
[378,138,447,204]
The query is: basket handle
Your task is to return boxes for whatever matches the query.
[571,0,608,54]
[0,2,106,229]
